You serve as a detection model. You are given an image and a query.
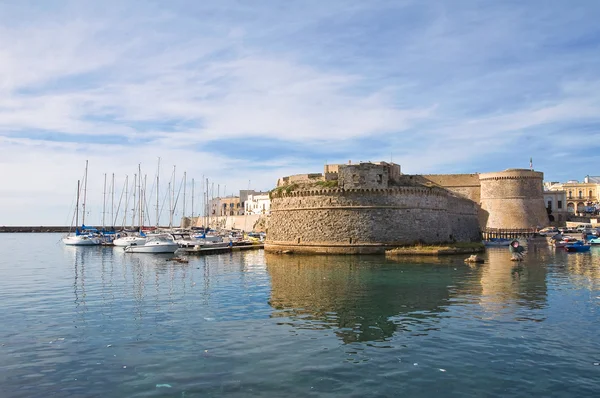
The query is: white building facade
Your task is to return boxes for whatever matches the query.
[245,193,271,215]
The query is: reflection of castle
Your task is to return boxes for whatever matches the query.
[267,254,470,343]
[475,249,548,316]
[267,252,550,343]
[267,161,549,254]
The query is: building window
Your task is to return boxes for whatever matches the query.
[547,200,552,209]
[579,190,583,199]
[590,190,593,198]
[376,174,383,184]
[569,191,572,199]
[558,200,562,209]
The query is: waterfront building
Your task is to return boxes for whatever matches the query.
[545,176,600,214]
[543,190,568,223]
[245,193,271,215]
[210,196,243,216]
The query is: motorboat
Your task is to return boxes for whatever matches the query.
[564,241,591,253]
[588,237,600,245]
[113,235,148,247]
[62,234,101,246]
[123,235,179,253]
[553,236,578,248]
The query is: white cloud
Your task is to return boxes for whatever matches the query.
[2,0,600,224]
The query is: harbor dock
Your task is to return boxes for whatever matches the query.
[179,243,264,255]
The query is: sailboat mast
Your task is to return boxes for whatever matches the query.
[142,174,147,230]
[102,173,107,230]
[122,175,129,228]
[183,171,187,221]
[75,180,80,228]
[170,165,176,228]
[156,157,160,229]
[131,173,137,229]
[111,173,115,228]
[191,178,195,224]
[82,160,88,225]
[168,181,172,228]
[138,164,142,231]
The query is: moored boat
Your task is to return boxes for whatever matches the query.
[123,235,179,253]
[63,233,101,246]
[483,238,511,246]
[113,234,147,247]
[564,241,591,253]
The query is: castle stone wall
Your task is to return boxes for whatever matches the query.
[338,163,389,189]
[479,169,548,229]
[419,174,481,203]
[265,187,480,254]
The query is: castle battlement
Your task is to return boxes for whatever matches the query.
[266,163,549,254]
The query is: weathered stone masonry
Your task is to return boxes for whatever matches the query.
[266,163,548,254]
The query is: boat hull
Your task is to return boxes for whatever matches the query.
[483,240,511,247]
[63,236,101,246]
[124,243,179,253]
[113,237,147,247]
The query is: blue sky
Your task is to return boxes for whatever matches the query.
[2,0,600,225]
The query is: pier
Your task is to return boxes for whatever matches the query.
[180,244,264,255]
[481,228,538,240]
[0,226,71,233]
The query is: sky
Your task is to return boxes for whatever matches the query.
[2,0,600,225]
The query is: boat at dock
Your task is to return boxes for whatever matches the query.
[63,162,101,246]
[483,238,511,247]
[588,237,600,245]
[123,235,179,254]
[113,232,148,247]
[564,241,591,253]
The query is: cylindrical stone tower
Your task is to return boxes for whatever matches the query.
[479,169,548,229]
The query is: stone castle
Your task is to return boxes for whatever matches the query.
[265,161,549,254]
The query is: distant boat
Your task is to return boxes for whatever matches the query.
[483,238,511,247]
[123,235,179,254]
[564,241,591,253]
[588,237,600,245]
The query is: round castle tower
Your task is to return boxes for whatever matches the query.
[479,169,548,229]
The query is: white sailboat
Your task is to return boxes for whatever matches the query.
[114,165,148,247]
[63,163,101,246]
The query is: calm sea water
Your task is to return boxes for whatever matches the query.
[1,234,599,397]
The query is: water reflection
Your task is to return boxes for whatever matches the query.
[478,248,548,316]
[266,254,476,344]
[267,248,551,343]
[552,246,600,290]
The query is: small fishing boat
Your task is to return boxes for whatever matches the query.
[564,241,591,253]
[554,236,578,248]
[483,238,511,247]
[124,235,179,254]
[588,237,600,245]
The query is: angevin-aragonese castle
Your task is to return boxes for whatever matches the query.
[265,161,549,254]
